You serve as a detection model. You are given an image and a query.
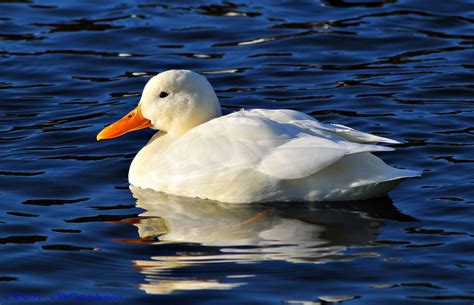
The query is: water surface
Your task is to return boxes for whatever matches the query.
[0,0,473,304]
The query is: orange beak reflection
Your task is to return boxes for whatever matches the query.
[97,104,151,141]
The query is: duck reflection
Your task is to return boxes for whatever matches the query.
[128,186,414,294]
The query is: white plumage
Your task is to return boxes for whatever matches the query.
[99,70,420,203]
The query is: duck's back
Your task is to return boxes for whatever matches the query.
[129,109,419,203]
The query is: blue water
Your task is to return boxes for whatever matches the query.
[1,0,473,304]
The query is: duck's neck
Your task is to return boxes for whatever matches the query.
[168,104,222,136]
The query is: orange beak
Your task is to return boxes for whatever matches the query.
[97,104,151,141]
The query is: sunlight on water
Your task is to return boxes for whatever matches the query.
[0,0,473,304]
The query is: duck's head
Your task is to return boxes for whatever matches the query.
[97,70,221,140]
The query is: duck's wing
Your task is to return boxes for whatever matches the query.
[248,109,401,144]
[256,135,393,179]
[318,123,401,144]
[160,110,395,181]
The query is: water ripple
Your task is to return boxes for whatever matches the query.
[0,0,473,304]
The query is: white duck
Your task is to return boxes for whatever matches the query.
[97,70,419,203]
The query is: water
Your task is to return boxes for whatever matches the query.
[0,0,473,304]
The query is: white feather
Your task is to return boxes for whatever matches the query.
[130,108,419,203]
[119,70,420,203]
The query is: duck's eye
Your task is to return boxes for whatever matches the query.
[159,91,169,98]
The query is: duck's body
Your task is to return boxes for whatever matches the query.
[98,70,420,203]
[129,108,418,203]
